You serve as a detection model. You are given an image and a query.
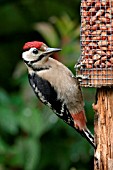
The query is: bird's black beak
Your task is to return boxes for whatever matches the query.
[44,47,61,55]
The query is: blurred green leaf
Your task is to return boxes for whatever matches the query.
[0,107,18,135]
[0,89,10,105]
[50,14,75,36]
[24,137,41,170]
[19,107,51,137]
[0,138,8,154]
[5,137,41,169]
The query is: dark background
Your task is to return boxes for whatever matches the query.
[0,0,95,169]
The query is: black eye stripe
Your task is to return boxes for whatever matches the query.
[37,54,45,61]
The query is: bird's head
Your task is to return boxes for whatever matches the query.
[22,41,61,64]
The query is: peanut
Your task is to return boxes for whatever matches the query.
[92,30,101,35]
[96,9,104,17]
[84,46,90,51]
[106,61,111,67]
[91,24,99,31]
[106,51,111,57]
[94,60,101,67]
[100,63,105,68]
[98,41,108,47]
[81,1,87,10]
[99,46,108,51]
[101,32,107,40]
[95,2,101,9]
[91,16,97,23]
[88,42,97,48]
[108,46,113,50]
[99,17,110,24]
[105,13,111,19]
[101,56,107,61]
[86,64,93,69]
[108,27,113,34]
[84,30,90,36]
[100,24,107,31]
[93,54,101,60]
[108,36,113,45]
[92,36,100,41]
[109,58,113,64]
[96,50,106,55]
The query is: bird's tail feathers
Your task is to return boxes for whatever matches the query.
[83,128,96,149]
[75,127,96,149]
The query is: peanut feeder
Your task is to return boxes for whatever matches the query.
[75,0,113,87]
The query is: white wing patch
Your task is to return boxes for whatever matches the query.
[34,86,52,107]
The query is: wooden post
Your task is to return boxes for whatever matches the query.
[94,87,113,170]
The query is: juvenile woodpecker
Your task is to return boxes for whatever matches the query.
[22,41,95,148]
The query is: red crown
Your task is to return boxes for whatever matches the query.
[23,41,43,50]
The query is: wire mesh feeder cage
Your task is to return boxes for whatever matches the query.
[75,0,113,87]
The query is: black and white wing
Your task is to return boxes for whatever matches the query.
[28,73,74,127]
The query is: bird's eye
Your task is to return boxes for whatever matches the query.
[32,48,38,55]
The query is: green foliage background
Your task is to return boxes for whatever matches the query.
[0,0,95,169]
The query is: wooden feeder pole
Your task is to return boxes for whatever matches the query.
[94,87,113,170]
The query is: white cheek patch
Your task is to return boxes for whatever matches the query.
[22,48,39,62]
[22,51,34,62]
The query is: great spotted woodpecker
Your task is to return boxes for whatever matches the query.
[22,41,95,148]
